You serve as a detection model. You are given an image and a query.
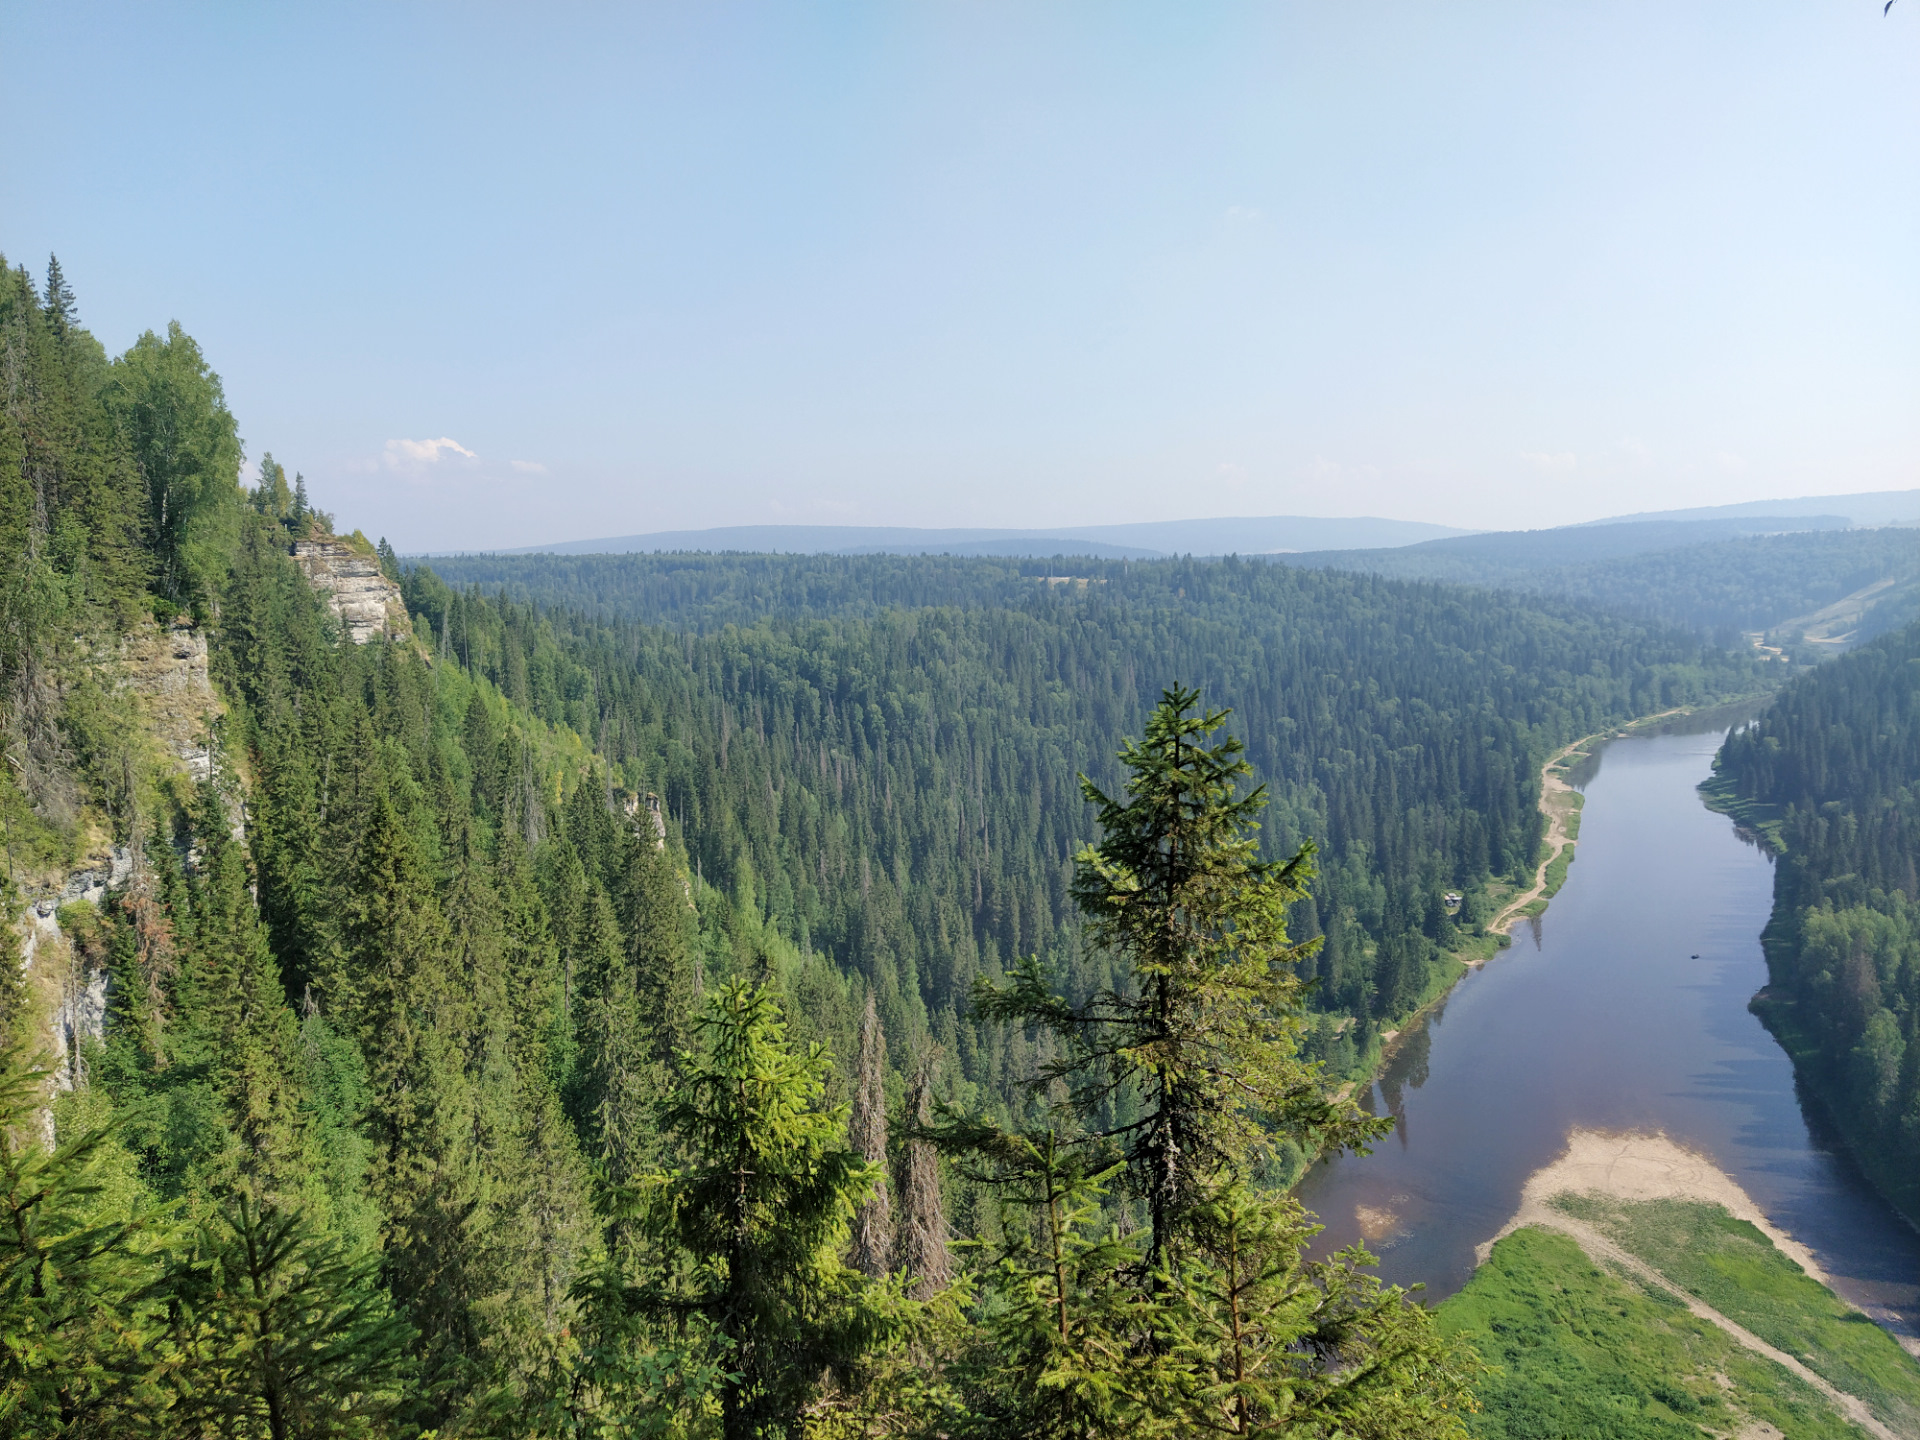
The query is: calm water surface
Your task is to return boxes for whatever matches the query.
[1293,715,1920,1336]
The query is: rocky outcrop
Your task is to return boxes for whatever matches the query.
[294,538,411,644]
[122,622,223,783]
[18,850,130,1094]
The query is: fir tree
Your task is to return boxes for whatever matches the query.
[189,808,313,1203]
[41,254,75,341]
[0,1040,171,1436]
[254,451,294,521]
[168,1194,415,1440]
[340,788,484,1397]
[636,980,884,1440]
[976,685,1383,1280]
[573,881,655,1188]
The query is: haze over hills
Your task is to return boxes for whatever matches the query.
[450,490,1920,563]
[1282,514,1856,582]
[1581,488,1920,528]
[470,515,1472,559]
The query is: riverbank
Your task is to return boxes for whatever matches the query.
[1442,1130,1920,1438]
[1701,725,1920,1237]
[1748,977,1920,1236]
[1359,704,1700,1084]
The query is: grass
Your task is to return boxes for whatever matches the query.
[1540,843,1576,900]
[1438,1226,1869,1439]
[1553,1194,1920,1435]
[1697,767,1786,850]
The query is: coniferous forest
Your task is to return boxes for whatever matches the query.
[5,253,1871,1438]
[1713,617,1920,1223]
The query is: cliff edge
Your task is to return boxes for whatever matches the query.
[294,537,411,644]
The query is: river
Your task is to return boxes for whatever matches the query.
[1292,710,1920,1338]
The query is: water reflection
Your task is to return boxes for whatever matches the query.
[1291,720,1920,1341]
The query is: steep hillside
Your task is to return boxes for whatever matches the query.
[1711,618,1920,1225]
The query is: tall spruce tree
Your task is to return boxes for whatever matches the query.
[167,1194,415,1440]
[41,254,75,340]
[963,688,1478,1435]
[976,685,1383,1277]
[189,808,313,1204]
[637,980,883,1440]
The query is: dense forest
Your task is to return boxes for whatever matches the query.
[1284,523,1920,644]
[1713,618,1920,1223]
[429,519,1920,663]
[0,254,1793,1436]
[403,549,1765,1110]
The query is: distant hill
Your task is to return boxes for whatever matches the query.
[460,514,1473,559]
[1286,520,1920,643]
[1284,515,1853,586]
[1587,488,1920,528]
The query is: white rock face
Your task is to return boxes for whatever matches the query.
[294,540,411,644]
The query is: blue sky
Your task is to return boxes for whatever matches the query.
[4,2,1915,551]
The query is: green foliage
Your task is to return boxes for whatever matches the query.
[0,1040,172,1436]
[403,550,1760,1131]
[1715,619,1920,1220]
[635,980,885,1439]
[951,692,1476,1437]
[1553,1194,1920,1435]
[1438,1226,1867,1439]
[167,1194,415,1440]
[977,686,1381,1269]
[104,320,245,621]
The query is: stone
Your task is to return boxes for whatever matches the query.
[293,538,411,644]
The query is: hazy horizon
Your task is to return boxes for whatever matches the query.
[5,2,1915,552]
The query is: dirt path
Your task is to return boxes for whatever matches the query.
[1485,710,1685,939]
[1482,1131,1902,1440]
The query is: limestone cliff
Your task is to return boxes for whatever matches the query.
[294,537,411,644]
[14,621,229,1094]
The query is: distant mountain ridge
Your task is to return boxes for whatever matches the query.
[462,515,1473,560]
[1583,488,1920,528]
[434,488,1920,562]
[1284,514,1856,581]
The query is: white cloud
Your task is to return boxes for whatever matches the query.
[1519,450,1578,473]
[509,459,548,474]
[383,436,477,470]
[1218,461,1249,488]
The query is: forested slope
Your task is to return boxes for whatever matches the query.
[401,553,1765,1099]
[1286,524,1920,643]
[1713,619,1920,1222]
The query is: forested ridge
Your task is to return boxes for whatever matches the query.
[0,254,1776,1436]
[428,520,1920,647]
[399,551,1764,1103]
[1285,524,1920,643]
[1714,618,1920,1222]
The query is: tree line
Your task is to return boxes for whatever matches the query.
[1714,617,1920,1223]
[403,548,1764,1122]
